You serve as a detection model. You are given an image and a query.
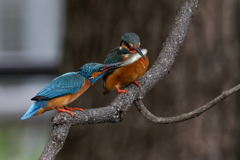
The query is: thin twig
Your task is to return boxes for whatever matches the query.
[134,84,240,124]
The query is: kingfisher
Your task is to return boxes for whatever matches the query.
[103,33,149,94]
[21,62,124,120]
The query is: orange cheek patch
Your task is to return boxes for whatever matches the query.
[91,72,102,78]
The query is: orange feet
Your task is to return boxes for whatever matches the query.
[115,86,127,94]
[132,81,141,87]
[64,106,84,112]
[57,108,74,117]
[57,106,84,117]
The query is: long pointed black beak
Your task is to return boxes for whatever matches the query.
[134,47,146,60]
[98,62,123,72]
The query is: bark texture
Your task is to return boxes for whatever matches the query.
[50,0,240,160]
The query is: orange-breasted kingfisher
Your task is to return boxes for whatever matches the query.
[103,33,149,94]
[21,62,125,120]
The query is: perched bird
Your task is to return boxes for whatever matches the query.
[103,33,149,94]
[21,62,124,120]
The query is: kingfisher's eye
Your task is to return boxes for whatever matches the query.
[98,67,104,72]
[122,41,129,47]
[125,43,131,48]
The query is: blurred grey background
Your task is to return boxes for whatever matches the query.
[0,0,240,160]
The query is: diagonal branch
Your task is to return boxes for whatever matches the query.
[134,84,240,124]
[39,0,201,159]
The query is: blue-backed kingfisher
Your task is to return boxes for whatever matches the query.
[21,62,124,120]
[103,33,149,94]
[21,51,144,120]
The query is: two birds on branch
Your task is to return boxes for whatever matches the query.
[21,33,149,120]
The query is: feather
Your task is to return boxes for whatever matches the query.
[21,100,48,120]
[35,72,85,99]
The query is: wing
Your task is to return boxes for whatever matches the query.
[102,48,130,92]
[104,47,130,64]
[32,72,85,100]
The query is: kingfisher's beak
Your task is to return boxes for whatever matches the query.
[99,62,123,72]
[134,47,146,60]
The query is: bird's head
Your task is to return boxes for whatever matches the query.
[119,33,145,60]
[78,62,122,84]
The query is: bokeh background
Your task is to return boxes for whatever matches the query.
[0,0,240,160]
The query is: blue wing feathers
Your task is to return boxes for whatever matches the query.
[21,100,48,120]
[35,72,85,99]
[22,72,86,120]
[104,47,125,64]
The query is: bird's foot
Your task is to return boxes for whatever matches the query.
[57,108,74,117]
[64,106,84,112]
[132,81,141,87]
[115,86,127,94]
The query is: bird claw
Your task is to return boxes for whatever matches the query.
[57,106,84,117]
[132,81,141,87]
[57,108,74,117]
[64,106,84,112]
[115,86,128,94]
[117,90,128,94]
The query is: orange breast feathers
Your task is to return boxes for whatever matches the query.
[34,80,91,115]
[103,55,149,93]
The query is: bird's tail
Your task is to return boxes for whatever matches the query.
[21,100,47,120]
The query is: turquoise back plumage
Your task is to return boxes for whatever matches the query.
[34,72,85,100]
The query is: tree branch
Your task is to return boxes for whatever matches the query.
[39,0,202,159]
[134,84,240,124]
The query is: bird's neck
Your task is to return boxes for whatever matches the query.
[88,72,108,84]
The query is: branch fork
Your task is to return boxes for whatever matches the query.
[39,0,240,159]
